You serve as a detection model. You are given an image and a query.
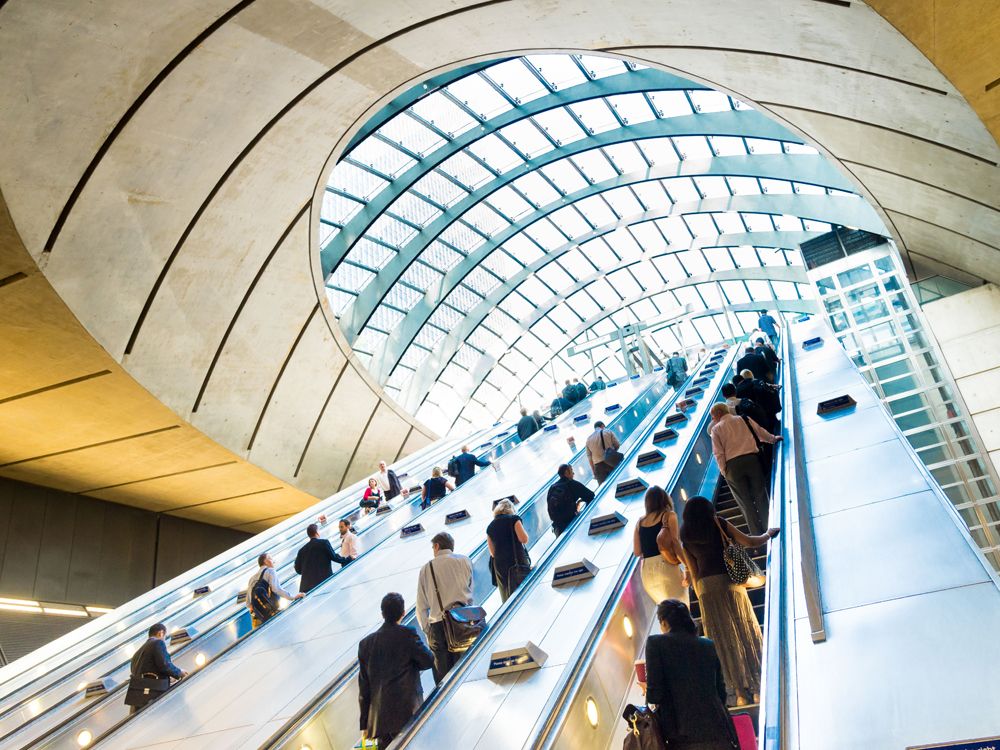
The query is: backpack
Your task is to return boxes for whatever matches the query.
[250,570,278,622]
[446,456,460,479]
[546,482,572,524]
[734,398,768,427]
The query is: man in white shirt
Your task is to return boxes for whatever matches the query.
[709,403,781,535]
[585,420,621,484]
[415,532,474,683]
[375,460,408,500]
[246,552,302,628]
[338,518,360,561]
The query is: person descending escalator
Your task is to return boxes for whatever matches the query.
[572,377,588,402]
[546,463,595,534]
[637,599,739,750]
[360,477,384,514]
[358,592,434,749]
[550,392,572,417]
[517,407,541,441]
[680,497,779,707]
[123,623,188,715]
[589,375,606,392]
[486,498,531,601]
[375,459,408,501]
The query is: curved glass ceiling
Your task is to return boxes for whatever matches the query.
[319,54,878,435]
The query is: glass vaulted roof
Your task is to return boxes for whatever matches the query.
[319,54,867,435]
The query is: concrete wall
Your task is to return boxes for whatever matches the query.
[923,283,1000,476]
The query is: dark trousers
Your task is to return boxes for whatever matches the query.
[725,453,769,535]
[427,620,459,684]
[377,734,396,747]
[593,461,613,484]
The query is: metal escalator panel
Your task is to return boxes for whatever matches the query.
[0,421,512,750]
[73,374,669,749]
[375,346,739,750]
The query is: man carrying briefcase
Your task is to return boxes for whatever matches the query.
[124,622,188,714]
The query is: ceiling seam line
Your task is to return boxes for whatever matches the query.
[293,360,349,478]
[885,209,1000,253]
[838,160,1000,212]
[192,200,310,412]
[337,404,382,491]
[166,486,285,513]
[77,461,240,494]
[123,0,516,355]
[0,370,113,405]
[0,271,28,289]
[0,425,182,468]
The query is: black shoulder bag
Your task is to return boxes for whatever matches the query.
[602,429,624,468]
[124,642,172,708]
[428,559,486,653]
[504,518,532,593]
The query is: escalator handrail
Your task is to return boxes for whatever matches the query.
[260,372,681,750]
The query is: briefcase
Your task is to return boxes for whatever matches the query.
[124,674,171,707]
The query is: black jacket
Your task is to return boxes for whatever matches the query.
[517,414,540,440]
[736,378,781,422]
[546,477,595,533]
[358,622,435,738]
[453,451,490,485]
[735,351,769,381]
[385,469,403,499]
[755,344,779,374]
[131,637,183,680]
[294,537,338,593]
[645,632,738,745]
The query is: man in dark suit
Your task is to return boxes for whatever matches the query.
[358,592,434,747]
[734,346,769,382]
[452,446,491,486]
[294,523,350,593]
[753,337,780,382]
[735,369,782,432]
[124,623,187,714]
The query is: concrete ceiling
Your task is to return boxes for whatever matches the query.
[0,0,996,530]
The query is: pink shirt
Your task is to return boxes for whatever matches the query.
[709,413,777,475]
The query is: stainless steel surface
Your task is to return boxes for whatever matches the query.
[86,376,666,749]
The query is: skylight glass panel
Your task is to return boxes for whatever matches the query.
[606,268,642,297]
[422,241,465,272]
[567,288,601,318]
[525,54,588,90]
[608,93,655,124]
[516,332,550,360]
[384,283,423,312]
[727,176,761,196]
[672,284,701,309]
[629,222,666,253]
[512,171,561,206]
[329,261,375,294]
[499,119,554,159]
[588,278,621,307]
[485,186,534,221]
[673,136,713,160]
[319,223,338,246]
[713,212,747,235]
[648,90,693,118]
[692,316,724,344]
[742,213,775,232]
[483,307,519,342]
[675,249,710,275]
[602,187,644,218]
[439,151,494,190]
[664,177,700,203]
[696,282,724,308]
[413,323,446,349]
[468,325,504,356]
[657,215,694,246]
[573,194,618,225]
[439,221,483,253]
[707,136,747,157]
[688,90,732,113]
[605,226,643,260]
[524,218,567,251]
[540,160,589,194]
[720,280,751,304]
[803,219,832,233]
[466,134,523,174]
[386,365,413,392]
[583,237,621,267]
[652,252,686,284]
[602,142,647,173]
[745,279,773,302]
[771,280,799,299]
[783,142,818,155]
[427,303,463,331]
[638,137,681,165]
[401,260,442,291]
[453,343,480,368]
[409,91,478,137]
[377,114,444,156]
[532,107,586,145]
[326,287,354,316]
[485,59,548,104]
[568,99,619,134]
[693,176,730,199]
[503,233,544,264]
[446,75,512,120]
[350,139,415,178]
[684,213,718,237]
[631,181,669,211]
[348,237,395,269]
[794,182,826,195]
[500,348,532,377]
[463,204,508,237]
[577,54,627,79]
[464,266,502,297]
[481,248,524,280]
[322,190,363,225]
[571,150,617,183]
[444,284,482,315]
[730,245,761,267]
[328,161,388,201]
[354,327,388,355]
[630,298,658,320]
[367,214,417,248]
[773,214,804,231]
[760,179,793,195]
[549,302,581,332]
[536,261,575,291]
[757,246,791,266]
[560,248,596,279]
[703,246,736,270]
[549,206,592,238]
[368,304,405,333]
[390,192,441,227]
[746,138,783,155]
[517,275,550,304]
[413,170,466,207]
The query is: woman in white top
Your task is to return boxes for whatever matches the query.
[632,486,689,605]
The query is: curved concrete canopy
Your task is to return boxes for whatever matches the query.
[0,0,996,528]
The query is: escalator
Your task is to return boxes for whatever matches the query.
[73,372,673,749]
[0,418,514,750]
[373,345,740,750]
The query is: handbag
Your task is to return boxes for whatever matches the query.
[715,517,764,587]
[428,560,486,653]
[622,704,667,749]
[601,429,624,468]
[124,642,172,708]
[504,517,532,593]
